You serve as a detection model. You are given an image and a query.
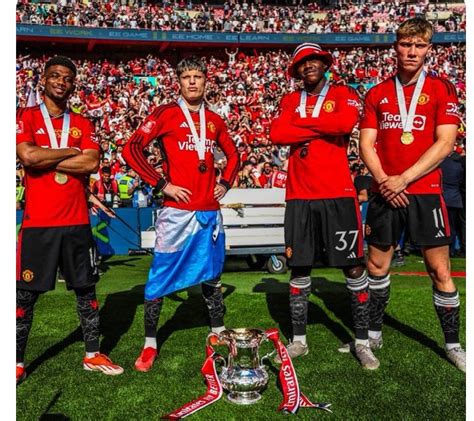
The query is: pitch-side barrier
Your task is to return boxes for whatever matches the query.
[141,188,288,273]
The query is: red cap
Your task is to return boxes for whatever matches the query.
[288,43,333,79]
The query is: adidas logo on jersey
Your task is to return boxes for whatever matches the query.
[379,97,389,105]
[347,252,357,259]
[35,128,46,135]
[435,230,445,238]
[180,121,189,128]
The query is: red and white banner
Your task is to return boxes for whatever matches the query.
[161,346,223,419]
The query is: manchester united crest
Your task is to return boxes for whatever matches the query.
[207,121,216,133]
[323,100,335,113]
[22,269,34,283]
[417,93,430,105]
[69,127,82,139]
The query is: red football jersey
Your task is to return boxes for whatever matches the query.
[16,105,99,228]
[270,84,361,200]
[271,170,287,189]
[123,102,239,211]
[360,74,460,194]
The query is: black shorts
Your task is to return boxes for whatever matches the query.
[284,198,365,268]
[17,224,99,292]
[365,194,451,247]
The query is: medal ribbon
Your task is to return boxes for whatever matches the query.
[39,103,70,149]
[177,97,207,162]
[161,329,331,419]
[395,70,426,133]
[299,80,330,118]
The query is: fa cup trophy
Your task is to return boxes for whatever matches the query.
[207,328,271,405]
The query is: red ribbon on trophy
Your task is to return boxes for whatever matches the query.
[161,329,331,419]
[162,345,223,420]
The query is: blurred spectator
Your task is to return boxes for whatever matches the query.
[258,161,273,188]
[16,176,25,210]
[16,1,466,34]
[440,149,466,257]
[117,167,137,207]
[234,160,262,188]
[91,166,120,208]
[353,163,372,204]
[270,167,287,189]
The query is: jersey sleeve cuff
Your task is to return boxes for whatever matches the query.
[219,180,231,192]
[155,178,168,192]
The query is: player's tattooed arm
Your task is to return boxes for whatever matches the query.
[55,149,100,174]
[16,142,81,170]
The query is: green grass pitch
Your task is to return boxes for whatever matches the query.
[17,255,466,420]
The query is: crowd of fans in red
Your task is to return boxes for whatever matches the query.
[16,42,466,207]
[16,0,466,34]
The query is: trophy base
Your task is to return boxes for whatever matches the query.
[227,391,262,405]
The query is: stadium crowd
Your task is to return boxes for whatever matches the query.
[16,0,466,33]
[16,42,466,210]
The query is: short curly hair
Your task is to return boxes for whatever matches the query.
[44,56,77,77]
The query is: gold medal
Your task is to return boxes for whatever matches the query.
[400,131,414,145]
[198,160,208,173]
[54,172,68,185]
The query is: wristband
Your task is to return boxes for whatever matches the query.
[156,178,168,192]
[218,180,231,192]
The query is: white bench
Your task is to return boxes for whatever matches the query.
[141,188,288,273]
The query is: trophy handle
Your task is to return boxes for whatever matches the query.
[215,354,227,368]
[206,332,220,347]
[260,334,276,366]
[207,332,230,350]
[206,333,228,369]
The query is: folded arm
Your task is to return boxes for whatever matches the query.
[16,142,81,170]
[55,149,100,174]
[269,108,319,145]
[293,107,359,137]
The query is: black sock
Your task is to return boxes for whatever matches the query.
[433,287,460,345]
[368,273,391,332]
[144,298,164,338]
[16,289,39,363]
[346,272,370,340]
[289,277,311,336]
[202,279,225,328]
[74,287,100,353]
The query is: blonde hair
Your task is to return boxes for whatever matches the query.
[396,18,433,42]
